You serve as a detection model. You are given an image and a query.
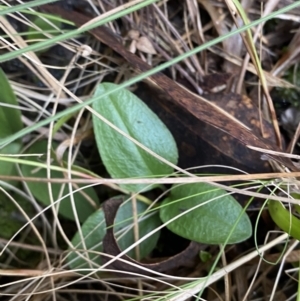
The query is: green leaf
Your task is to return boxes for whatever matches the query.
[159,183,252,244]
[21,140,99,222]
[68,196,161,271]
[199,250,212,263]
[0,68,23,181]
[0,142,22,183]
[0,190,34,239]
[92,82,178,193]
[0,191,40,266]
[268,200,300,240]
[27,15,62,44]
[0,68,23,136]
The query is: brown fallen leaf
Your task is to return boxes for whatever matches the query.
[136,83,276,174]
